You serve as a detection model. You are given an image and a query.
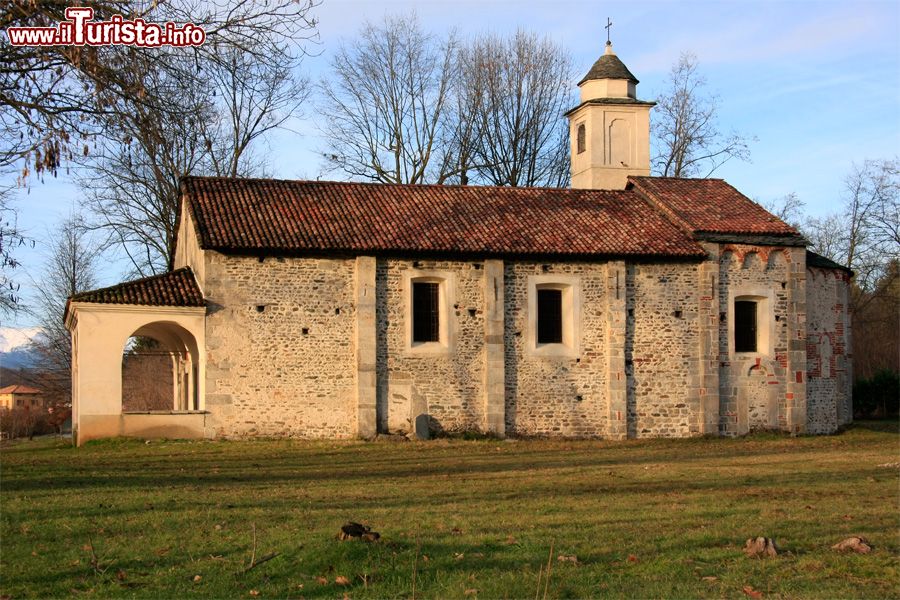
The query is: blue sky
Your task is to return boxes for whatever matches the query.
[4,0,899,328]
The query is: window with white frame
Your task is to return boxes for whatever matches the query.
[412,281,440,343]
[730,292,772,356]
[404,271,455,354]
[528,276,581,357]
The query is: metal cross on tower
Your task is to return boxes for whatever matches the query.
[605,17,612,44]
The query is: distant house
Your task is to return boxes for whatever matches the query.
[0,385,44,410]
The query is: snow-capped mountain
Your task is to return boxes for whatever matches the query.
[0,326,45,369]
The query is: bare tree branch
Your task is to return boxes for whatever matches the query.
[458,30,572,187]
[318,14,458,185]
[651,52,754,178]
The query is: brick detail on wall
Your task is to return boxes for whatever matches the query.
[785,247,808,434]
[805,267,853,433]
[717,246,798,436]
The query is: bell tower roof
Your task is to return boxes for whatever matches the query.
[578,42,639,86]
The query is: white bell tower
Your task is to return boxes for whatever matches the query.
[567,34,654,190]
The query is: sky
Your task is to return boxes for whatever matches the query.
[3,0,899,329]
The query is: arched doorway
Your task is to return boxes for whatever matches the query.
[121,321,200,413]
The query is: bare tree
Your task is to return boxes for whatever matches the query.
[762,192,805,229]
[652,52,753,178]
[319,14,458,184]
[69,2,318,276]
[1,1,320,177]
[29,213,102,374]
[199,47,310,179]
[319,19,572,188]
[804,159,899,293]
[804,213,847,264]
[842,159,899,290]
[1,1,132,173]
[459,30,572,187]
[0,185,32,314]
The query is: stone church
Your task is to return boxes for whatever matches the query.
[65,41,852,445]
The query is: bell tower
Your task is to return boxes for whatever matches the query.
[567,35,654,190]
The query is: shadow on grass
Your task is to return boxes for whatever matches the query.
[849,420,899,434]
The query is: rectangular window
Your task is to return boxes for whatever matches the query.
[537,289,563,344]
[734,300,757,352]
[412,282,440,343]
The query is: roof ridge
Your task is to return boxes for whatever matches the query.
[181,176,636,196]
[630,175,726,182]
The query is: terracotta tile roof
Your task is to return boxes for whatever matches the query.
[0,385,41,395]
[69,267,205,308]
[629,176,800,237]
[181,177,705,259]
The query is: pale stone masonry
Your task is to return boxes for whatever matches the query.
[65,38,852,444]
[157,242,848,440]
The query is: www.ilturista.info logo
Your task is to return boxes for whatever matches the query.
[6,7,205,47]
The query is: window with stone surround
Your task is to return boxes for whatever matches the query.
[404,270,456,355]
[528,276,581,357]
[729,292,772,356]
[734,300,757,352]
[576,123,586,154]
[412,282,440,343]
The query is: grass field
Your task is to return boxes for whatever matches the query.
[1,423,898,599]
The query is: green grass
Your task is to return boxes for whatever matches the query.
[1,423,898,599]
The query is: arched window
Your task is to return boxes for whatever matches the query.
[576,123,586,154]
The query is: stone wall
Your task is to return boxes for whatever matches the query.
[716,246,805,435]
[503,262,609,437]
[806,267,853,433]
[196,246,848,440]
[375,259,485,434]
[203,254,357,438]
[625,262,702,437]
